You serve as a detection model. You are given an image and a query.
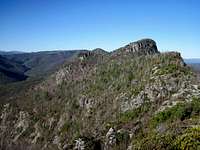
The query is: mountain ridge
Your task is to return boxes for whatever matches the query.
[0,39,200,150]
[0,50,88,84]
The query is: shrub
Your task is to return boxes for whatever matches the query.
[119,110,139,123]
[119,101,150,123]
[132,132,174,150]
[115,130,130,150]
[156,64,178,75]
[174,126,200,150]
[151,97,200,127]
[132,126,200,150]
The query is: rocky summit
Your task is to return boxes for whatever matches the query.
[113,39,159,56]
[0,39,200,150]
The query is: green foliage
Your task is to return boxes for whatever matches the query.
[34,91,51,101]
[133,126,200,150]
[155,61,192,77]
[131,86,144,96]
[60,122,71,133]
[119,101,150,123]
[132,131,174,150]
[114,131,130,150]
[119,110,139,123]
[174,126,200,150]
[157,64,178,75]
[151,97,200,127]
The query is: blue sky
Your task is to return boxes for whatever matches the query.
[0,0,199,58]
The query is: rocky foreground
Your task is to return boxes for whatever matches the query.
[0,39,200,150]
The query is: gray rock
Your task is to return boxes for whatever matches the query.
[114,39,160,56]
[105,128,116,146]
[74,138,85,150]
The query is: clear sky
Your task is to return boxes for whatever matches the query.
[0,0,199,58]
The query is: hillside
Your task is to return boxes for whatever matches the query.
[0,39,200,150]
[0,50,86,85]
[4,50,84,77]
[0,55,28,84]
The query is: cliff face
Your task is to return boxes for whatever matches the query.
[113,39,159,56]
[0,39,200,150]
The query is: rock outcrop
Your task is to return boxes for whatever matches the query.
[113,38,159,56]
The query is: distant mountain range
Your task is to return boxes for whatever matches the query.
[0,50,25,55]
[184,59,200,72]
[0,50,86,84]
[184,58,200,64]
